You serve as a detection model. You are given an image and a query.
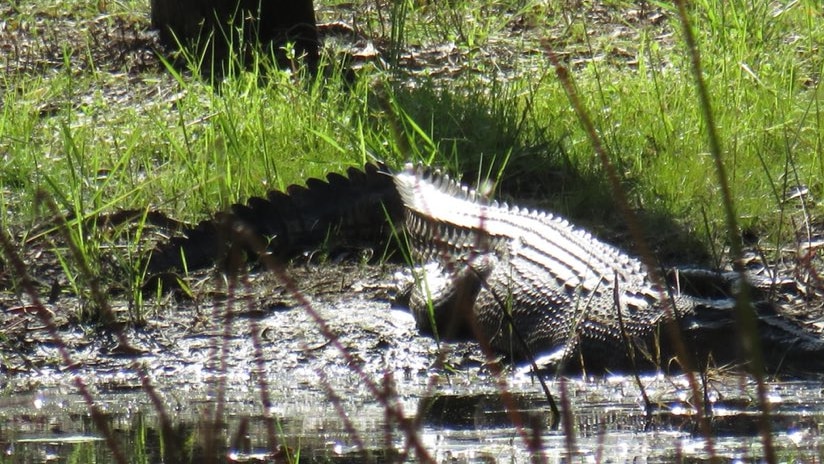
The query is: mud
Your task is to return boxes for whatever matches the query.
[0,259,823,462]
[2,2,824,462]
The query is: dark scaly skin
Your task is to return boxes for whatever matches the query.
[147,162,824,374]
[394,164,824,373]
[146,163,404,273]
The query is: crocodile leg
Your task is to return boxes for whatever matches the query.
[398,255,496,341]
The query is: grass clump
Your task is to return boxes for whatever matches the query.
[0,0,818,315]
[0,0,823,462]
[0,0,821,314]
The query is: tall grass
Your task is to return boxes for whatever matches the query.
[0,0,823,461]
[4,1,819,257]
[523,1,822,260]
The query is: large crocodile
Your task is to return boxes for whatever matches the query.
[147,163,824,374]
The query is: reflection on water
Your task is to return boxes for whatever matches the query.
[1,374,823,463]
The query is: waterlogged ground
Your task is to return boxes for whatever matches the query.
[2,262,824,462]
[2,2,824,462]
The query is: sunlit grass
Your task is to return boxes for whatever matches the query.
[0,1,822,462]
[0,0,821,306]
[521,0,823,262]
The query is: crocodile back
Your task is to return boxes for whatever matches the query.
[394,164,664,306]
[394,164,672,363]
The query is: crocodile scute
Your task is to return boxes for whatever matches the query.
[146,162,824,375]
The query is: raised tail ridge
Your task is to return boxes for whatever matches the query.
[146,162,404,274]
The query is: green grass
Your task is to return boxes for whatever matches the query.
[0,0,822,301]
[519,0,823,260]
[0,2,823,462]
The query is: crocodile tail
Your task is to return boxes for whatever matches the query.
[754,302,824,373]
[679,299,824,374]
[146,162,404,274]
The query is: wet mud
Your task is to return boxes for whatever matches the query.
[2,2,824,461]
[1,261,824,462]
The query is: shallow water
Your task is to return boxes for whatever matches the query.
[3,375,824,462]
[1,265,823,462]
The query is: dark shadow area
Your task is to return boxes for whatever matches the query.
[150,0,319,77]
[387,81,713,267]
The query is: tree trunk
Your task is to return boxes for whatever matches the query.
[150,0,318,74]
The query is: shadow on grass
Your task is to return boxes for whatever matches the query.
[387,80,713,267]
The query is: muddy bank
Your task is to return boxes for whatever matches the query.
[0,261,823,461]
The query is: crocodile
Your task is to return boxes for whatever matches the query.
[147,162,824,374]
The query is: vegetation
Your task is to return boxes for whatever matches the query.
[1,1,821,264]
[0,0,822,462]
